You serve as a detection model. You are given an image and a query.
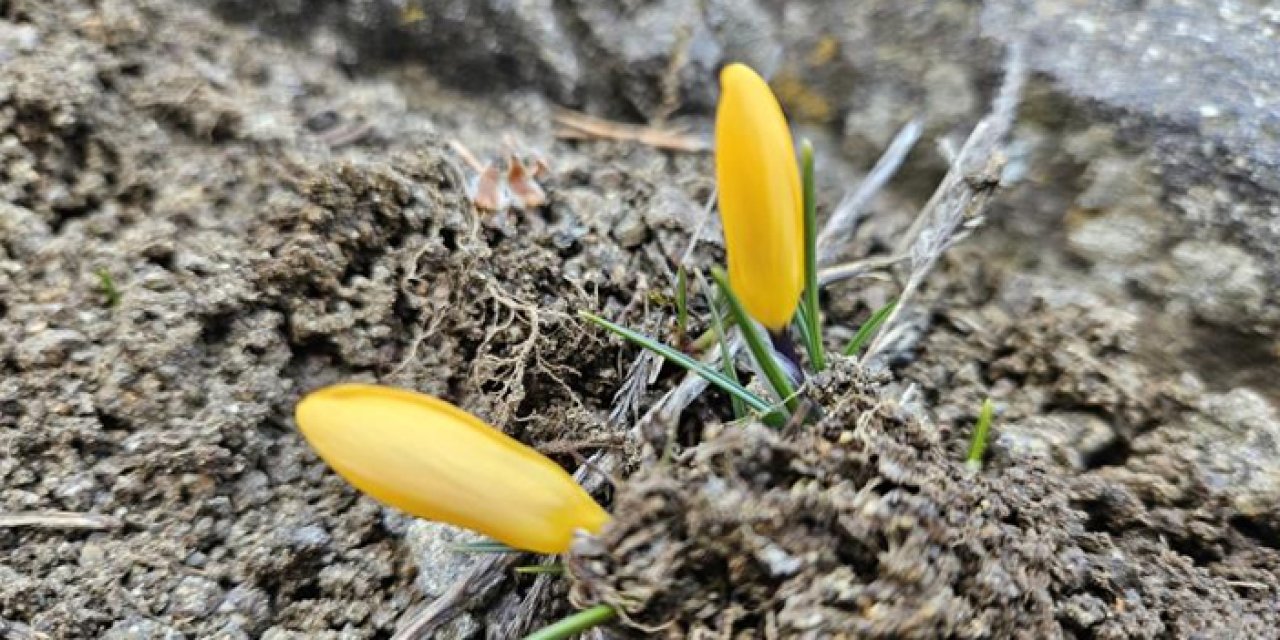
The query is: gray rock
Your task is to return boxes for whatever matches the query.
[995,412,1117,470]
[984,1,1280,189]
[14,328,87,369]
[102,615,186,640]
[402,520,485,598]
[571,0,724,115]
[1167,241,1267,326]
[437,612,482,640]
[208,0,762,117]
[168,576,225,618]
[610,212,649,250]
[984,0,1280,332]
[1067,211,1164,265]
[218,584,271,622]
[1186,389,1280,520]
[1131,388,1280,530]
[288,523,332,550]
[0,21,39,63]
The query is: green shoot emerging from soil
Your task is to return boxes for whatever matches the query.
[95,268,121,308]
[966,398,996,471]
[539,51,1019,636]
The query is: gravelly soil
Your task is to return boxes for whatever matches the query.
[1,1,1277,638]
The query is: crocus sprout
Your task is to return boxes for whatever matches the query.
[715,62,805,332]
[295,384,610,554]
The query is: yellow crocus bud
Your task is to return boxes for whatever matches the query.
[715,62,805,332]
[295,384,610,554]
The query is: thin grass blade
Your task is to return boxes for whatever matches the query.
[711,268,798,413]
[700,274,746,421]
[578,311,776,418]
[793,300,814,359]
[844,299,898,357]
[522,604,618,640]
[800,140,825,370]
[450,540,521,554]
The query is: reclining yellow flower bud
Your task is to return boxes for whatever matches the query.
[295,384,610,554]
[715,63,804,332]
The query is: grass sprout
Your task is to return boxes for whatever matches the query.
[843,299,898,357]
[522,604,618,640]
[95,268,121,307]
[966,398,996,471]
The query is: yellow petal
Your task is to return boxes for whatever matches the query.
[295,384,610,554]
[715,63,804,331]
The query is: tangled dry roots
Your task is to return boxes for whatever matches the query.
[567,366,1081,638]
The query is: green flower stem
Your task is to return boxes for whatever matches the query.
[522,604,618,640]
[712,267,799,413]
[800,140,825,371]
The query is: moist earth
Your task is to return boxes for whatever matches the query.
[1,1,1277,639]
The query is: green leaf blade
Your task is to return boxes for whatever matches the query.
[711,268,798,413]
[578,311,777,419]
[800,140,825,371]
[522,604,618,640]
[702,276,747,421]
[844,299,899,357]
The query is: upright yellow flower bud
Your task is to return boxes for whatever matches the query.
[295,384,610,554]
[715,63,805,331]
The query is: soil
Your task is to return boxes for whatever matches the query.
[1,1,1277,639]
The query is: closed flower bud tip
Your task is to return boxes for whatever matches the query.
[715,63,804,332]
[295,384,610,554]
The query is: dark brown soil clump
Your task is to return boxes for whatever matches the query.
[571,361,1280,638]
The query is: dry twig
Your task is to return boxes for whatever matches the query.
[392,553,516,639]
[554,109,708,152]
[816,119,923,264]
[863,43,1027,362]
[0,511,122,531]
